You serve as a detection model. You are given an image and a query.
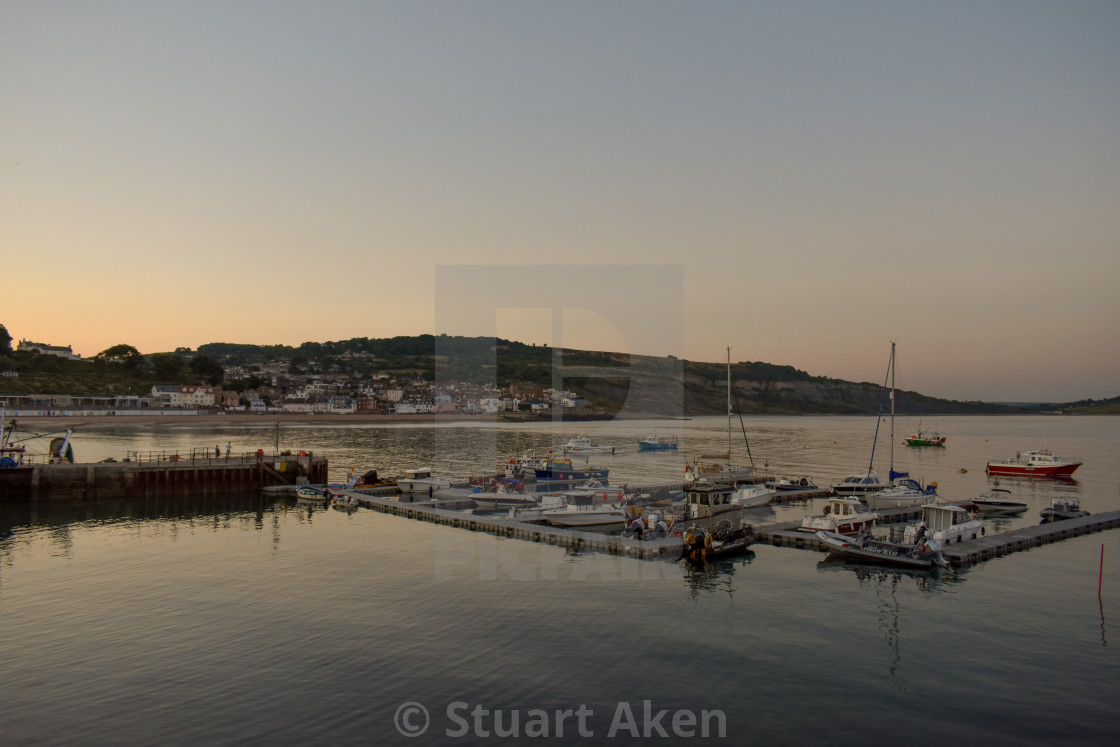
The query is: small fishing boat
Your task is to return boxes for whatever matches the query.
[800,497,879,536]
[902,504,983,545]
[970,488,1027,515]
[330,493,362,509]
[562,436,615,454]
[678,480,743,521]
[296,487,330,502]
[986,450,1082,478]
[905,425,947,447]
[1040,496,1090,523]
[638,434,678,451]
[816,530,948,569]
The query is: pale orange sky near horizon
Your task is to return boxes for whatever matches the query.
[3,2,1118,402]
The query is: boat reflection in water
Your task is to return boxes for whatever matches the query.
[817,559,966,680]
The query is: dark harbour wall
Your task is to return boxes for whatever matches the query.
[0,454,327,501]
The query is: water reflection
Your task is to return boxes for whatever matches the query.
[816,559,966,683]
[681,552,756,599]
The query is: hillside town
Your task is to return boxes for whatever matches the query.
[1,339,597,418]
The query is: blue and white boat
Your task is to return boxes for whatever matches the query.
[638,434,678,451]
[533,457,609,489]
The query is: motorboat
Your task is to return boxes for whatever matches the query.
[1040,496,1090,523]
[800,497,879,535]
[563,436,615,454]
[986,450,1082,478]
[831,471,888,496]
[396,467,453,495]
[680,522,757,561]
[540,486,627,530]
[510,481,620,522]
[470,485,538,513]
[638,434,678,451]
[970,488,1027,515]
[731,484,777,508]
[816,530,948,569]
[863,478,937,510]
[775,476,816,491]
[330,493,362,509]
[905,425,947,447]
[902,504,983,545]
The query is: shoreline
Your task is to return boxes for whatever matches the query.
[10,411,673,429]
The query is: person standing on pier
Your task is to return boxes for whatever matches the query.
[215,445,220,458]
[225,442,232,459]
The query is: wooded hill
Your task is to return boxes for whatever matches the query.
[0,334,1061,415]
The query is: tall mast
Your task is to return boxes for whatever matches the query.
[889,341,896,479]
[726,347,732,459]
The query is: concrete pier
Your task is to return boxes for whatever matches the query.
[0,453,328,501]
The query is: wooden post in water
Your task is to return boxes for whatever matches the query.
[1100,544,1105,597]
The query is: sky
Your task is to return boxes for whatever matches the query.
[2,1,1118,402]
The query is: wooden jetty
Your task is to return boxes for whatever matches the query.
[0,452,328,501]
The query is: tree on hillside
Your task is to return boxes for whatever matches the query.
[150,352,186,380]
[96,344,144,370]
[190,354,224,386]
[0,324,11,353]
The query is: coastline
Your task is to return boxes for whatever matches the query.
[10,411,671,429]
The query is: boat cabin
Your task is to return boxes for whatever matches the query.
[920,504,974,533]
[823,497,868,518]
[684,481,737,518]
[404,467,432,480]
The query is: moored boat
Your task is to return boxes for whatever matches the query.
[680,521,757,561]
[816,530,948,569]
[902,504,982,545]
[831,471,888,496]
[731,484,777,508]
[799,497,879,535]
[563,436,615,454]
[905,424,947,447]
[970,488,1027,515]
[296,486,330,502]
[533,457,609,488]
[863,478,937,510]
[986,449,1081,478]
[638,434,678,451]
[1040,496,1090,523]
[396,467,453,495]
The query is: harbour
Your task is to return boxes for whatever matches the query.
[1,414,1118,745]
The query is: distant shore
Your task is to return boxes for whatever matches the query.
[12,411,672,429]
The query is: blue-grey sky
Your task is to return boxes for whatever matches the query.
[3,1,1118,401]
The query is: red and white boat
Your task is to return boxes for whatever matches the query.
[985,449,1081,478]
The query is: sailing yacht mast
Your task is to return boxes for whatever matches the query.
[726,347,732,460]
[889,341,896,482]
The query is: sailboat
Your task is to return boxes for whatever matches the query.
[863,342,938,510]
[685,348,760,485]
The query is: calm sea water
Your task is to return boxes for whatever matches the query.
[1,416,1118,745]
